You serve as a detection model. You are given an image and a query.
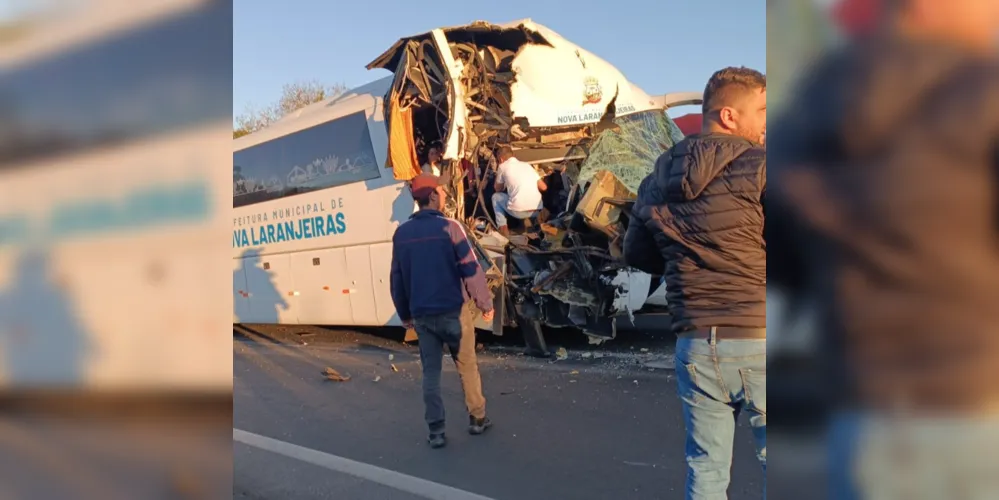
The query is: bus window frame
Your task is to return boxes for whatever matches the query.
[232,110,383,209]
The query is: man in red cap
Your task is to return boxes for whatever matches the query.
[390,173,495,449]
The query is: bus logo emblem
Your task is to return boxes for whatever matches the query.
[582,76,603,106]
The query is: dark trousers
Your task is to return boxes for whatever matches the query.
[413,302,486,433]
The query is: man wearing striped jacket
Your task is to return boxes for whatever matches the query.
[390,173,495,449]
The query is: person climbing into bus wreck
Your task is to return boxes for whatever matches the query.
[389,173,496,449]
[492,145,546,236]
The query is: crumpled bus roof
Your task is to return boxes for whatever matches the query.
[368,19,661,128]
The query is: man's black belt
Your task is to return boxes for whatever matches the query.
[677,327,766,340]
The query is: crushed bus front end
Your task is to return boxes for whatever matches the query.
[369,19,692,350]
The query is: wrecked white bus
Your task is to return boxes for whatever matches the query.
[232,19,700,354]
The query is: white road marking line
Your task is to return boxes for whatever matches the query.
[233,428,496,500]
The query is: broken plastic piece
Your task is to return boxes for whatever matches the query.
[404,328,418,342]
[587,335,607,345]
[323,367,351,382]
[575,170,636,236]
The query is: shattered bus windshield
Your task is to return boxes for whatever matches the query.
[575,110,686,193]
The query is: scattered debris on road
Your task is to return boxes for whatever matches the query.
[643,358,674,370]
[622,461,660,469]
[323,367,351,382]
[373,376,382,382]
[555,347,569,360]
[391,364,400,373]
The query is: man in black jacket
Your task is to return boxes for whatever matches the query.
[627,67,767,499]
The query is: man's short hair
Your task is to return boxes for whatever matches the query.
[495,145,514,161]
[414,195,432,207]
[702,67,766,115]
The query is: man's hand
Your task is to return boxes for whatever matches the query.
[481,309,494,322]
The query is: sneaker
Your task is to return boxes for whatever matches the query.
[468,416,492,435]
[428,433,446,449]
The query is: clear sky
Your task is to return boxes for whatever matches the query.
[233,0,766,119]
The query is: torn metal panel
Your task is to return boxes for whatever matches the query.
[390,41,434,107]
[609,270,653,322]
[531,263,600,308]
[428,29,468,162]
[534,278,601,308]
[575,170,635,235]
[366,20,552,72]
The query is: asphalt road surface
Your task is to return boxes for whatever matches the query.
[0,413,231,499]
[234,325,767,500]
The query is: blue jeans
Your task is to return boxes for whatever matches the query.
[675,331,766,500]
[413,302,486,433]
[828,412,999,500]
[491,192,539,228]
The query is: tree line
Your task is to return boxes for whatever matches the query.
[234,80,348,139]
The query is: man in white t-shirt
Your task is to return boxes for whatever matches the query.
[491,146,546,236]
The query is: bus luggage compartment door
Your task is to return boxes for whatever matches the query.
[290,249,351,326]
[242,253,297,324]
